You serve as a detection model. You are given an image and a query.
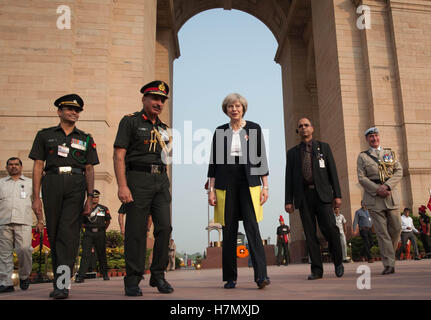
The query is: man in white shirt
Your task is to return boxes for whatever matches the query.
[396,208,421,260]
[0,157,35,293]
[334,208,348,263]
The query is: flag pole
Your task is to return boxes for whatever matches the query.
[207,178,210,248]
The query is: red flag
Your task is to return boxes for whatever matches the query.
[428,195,431,212]
[32,227,51,252]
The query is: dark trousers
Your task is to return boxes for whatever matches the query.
[124,171,172,287]
[42,174,86,288]
[359,227,373,260]
[298,188,342,276]
[420,233,431,254]
[276,241,289,265]
[222,165,267,283]
[77,230,108,277]
[396,231,419,259]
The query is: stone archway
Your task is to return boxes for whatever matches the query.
[155,0,431,262]
[0,0,430,263]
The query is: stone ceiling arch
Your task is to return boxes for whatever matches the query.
[173,0,288,45]
[157,0,312,62]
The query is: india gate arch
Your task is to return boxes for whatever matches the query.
[157,0,431,262]
[1,0,430,263]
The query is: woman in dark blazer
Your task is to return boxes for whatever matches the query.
[207,93,270,289]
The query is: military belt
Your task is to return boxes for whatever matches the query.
[84,226,102,232]
[45,167,84,175]
[370,179,386,185]
[128,163,166,174]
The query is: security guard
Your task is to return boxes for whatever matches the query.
[357,127,402,275]
[113,80,173,296]
[75,189,111,283]
[29,94,99,299]
[276,216,290,266]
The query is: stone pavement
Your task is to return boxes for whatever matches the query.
[1,260,430,300]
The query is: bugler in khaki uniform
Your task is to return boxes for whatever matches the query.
[357,127,402,274]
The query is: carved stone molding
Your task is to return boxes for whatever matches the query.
[407,168,431,176]
[388,0,431,13]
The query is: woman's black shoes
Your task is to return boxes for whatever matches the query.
[224,280,236,289]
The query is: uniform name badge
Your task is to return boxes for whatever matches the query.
[71,138,87,151]
[319,158,325,168]
[58,145,69,157]
[20,191,26,199]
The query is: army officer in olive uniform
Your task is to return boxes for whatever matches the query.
[357,127,402,275]
[29,94,99,299]
[113,80,173,296]
[75,189,111,283]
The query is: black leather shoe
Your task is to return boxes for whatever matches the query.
[335,264,344,277]
[124,276,143,296]
[0,285,14,293]
[256,278,270,289]
[382,266,395,275]
[19,278,30,290]
[75,277,85,283]
[103,273,110,280]
[414,257,421,260]
[307,273,323,280]
[53,289,69,299]
[125,286,143,296]
[149,276,174,294]
[224,280,236,289]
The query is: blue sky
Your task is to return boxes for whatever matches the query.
[172,9,287,254]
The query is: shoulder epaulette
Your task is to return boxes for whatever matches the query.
[125,112,139,117]
[40,126,56,132]
[160,121,169,128]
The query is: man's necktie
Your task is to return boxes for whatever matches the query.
[302,143,313,184]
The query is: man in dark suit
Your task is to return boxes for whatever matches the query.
[285,117,343,280]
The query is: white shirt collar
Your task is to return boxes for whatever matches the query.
[370,146,382,152]
[6,175,25,181]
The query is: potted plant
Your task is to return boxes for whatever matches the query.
[370,245,380,260]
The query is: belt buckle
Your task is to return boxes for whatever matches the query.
[151,165,160,174]
[59,166,72,174]
[91,228,98,232]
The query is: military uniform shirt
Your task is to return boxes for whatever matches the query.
[277,225,290,243]
[28,124,99,170]
[113,110,169,166]
[82,204,111,229]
